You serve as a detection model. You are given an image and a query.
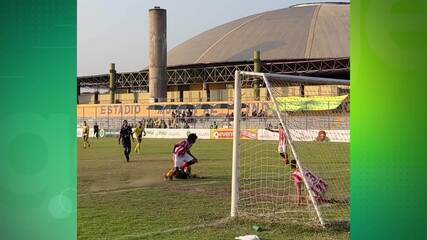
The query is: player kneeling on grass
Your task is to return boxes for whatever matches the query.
[164,133,198,180]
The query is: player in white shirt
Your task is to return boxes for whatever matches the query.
[266,123,289,164]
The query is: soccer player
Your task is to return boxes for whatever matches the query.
[132,121,146,153]
[266,123,289,164]
[93,122,100,139]
[164,133,198,180]
[118,120,133,162]
[290,160,303,206]
[82,121,91,149]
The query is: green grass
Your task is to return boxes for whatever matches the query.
[78,138,349,239]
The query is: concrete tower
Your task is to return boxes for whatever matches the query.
[148,6,167,102]
[109,63,116,104]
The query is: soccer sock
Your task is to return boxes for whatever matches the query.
[125,148,130,161]
[183,159,196,169]
[280,153,289,164]
[166,169,174,178]
[181,162,190,170]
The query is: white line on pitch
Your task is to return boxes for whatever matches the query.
[112,218,229,240]
[78,180,225,197]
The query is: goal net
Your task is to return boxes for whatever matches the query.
[231,71,350,227]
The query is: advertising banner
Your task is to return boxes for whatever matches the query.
[257,129,349,142]
[144,128,211,139]
[210,128,257,140]
[77,127,349,142]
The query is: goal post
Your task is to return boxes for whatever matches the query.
[231,71,350,227]
[231,70,242,217]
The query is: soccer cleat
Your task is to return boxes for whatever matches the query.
[164,169,175,181]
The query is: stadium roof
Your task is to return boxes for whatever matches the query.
[167,2,349,67]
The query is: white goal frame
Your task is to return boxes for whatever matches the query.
[230,70,350,227]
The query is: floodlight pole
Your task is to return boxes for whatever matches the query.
[231,70,242,218]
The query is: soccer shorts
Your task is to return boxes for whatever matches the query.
[173,153,193,168]
[278,143,287,154]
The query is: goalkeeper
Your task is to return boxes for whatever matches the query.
[266,123,289,164]
[164,133,199,180]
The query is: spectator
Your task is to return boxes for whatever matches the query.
[154,118,161,128]
[180,112,185,122]
[160,119,167,129]
[173,118,178,128]
[210,121,218,129]
[252,110,258,117]
[183,122,190,129]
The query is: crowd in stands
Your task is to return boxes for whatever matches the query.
[129,108,237,129]
[89,107,272,130]
[82,106,277,131]
[132,109,196,129]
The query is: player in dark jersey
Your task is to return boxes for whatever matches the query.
[118,120,133,162]
[93,122,100,139]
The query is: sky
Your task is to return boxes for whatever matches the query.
[78,0,349,76]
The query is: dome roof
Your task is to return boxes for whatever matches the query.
[167,3,349,67]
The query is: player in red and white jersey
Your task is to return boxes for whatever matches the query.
[164,133,198,180]
[266,123,289,164]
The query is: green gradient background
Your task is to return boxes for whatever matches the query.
[351,0,427,239]
[0,0,76,240]
[0,0,427,239]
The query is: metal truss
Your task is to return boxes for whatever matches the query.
[78,58,349,90]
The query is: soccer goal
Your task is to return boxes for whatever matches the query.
[231,71,350,227]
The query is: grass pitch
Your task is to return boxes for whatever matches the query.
[78,138,349,240]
